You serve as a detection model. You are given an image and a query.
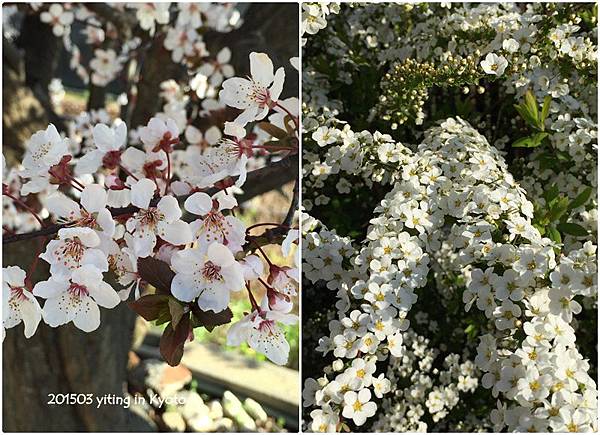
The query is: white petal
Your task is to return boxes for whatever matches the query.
[217,47,231,64]
[158,220,192,246]
[132,230,157,258]
[42,294,76,327]
[205,126,222,145]
[171,248,202,273]
[226,316,251,346]
[114,121,127,149]
[250,52,274,87]
[88,281,120,309]
[97,208,115,237]
[75,150,104,175]
[234,107,260,127]
[185,125,203,145]
[59,227,100,247]
[224,121,245,139]
[81,184,107,213]
[240,255,264,280]
[92,123,115,152]
[207,242,235,267]
[3,266,27,287]
[197,285,230,312]
[248,325,289,365]
[157,195,182,221]
[33,278,68,299]
[81,249,109,272]
[19,294,42,338]
[171,274,199,302]
[130,178,156,209]
[72,297,101,332]
[221,264,245,292]
[184,192,212,215]
[46,193,81,221]
[121,147,146,172]
[270,67,285,101]
[214,190,237,210]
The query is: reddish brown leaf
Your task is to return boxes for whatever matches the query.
[137,257,175,294]
[168,297,186,328]
[160,314,190,367]
[191,306,233,332]
[127,294,169,321]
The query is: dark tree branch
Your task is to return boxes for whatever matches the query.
[282,177,299,227]
[3,154,298,245]
[83,3,136,39]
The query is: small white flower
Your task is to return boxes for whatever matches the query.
[40,227,108,277]
[75,122,127,175]
[219,52,285,126]
[184,191,246,252]
[480,53,508,76]
[226,299,298,365]
[126,179,192,257]
[3,266,42,339]
[33,265,120,332]
[40,4,74,37]
[341,388,377,426]
[171,242,244,312]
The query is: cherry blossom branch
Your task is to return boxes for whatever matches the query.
[2,155,298,245]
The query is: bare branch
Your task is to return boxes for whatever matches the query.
[282,177,299,227]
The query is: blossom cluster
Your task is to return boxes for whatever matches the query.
[3,48,299,367]
[302,2,596,432]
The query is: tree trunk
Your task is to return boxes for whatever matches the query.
[2,241,153,431]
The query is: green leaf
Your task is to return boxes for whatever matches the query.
[549,197,570,222]
[547,226,562,244]
[524,90,539,122]
[541,95,552,123]
[512,132,548,148]
[513,104,539,129]
[530,131,549,147]
[556,222,589,237]
[512,136,532,148]
[543,184,560,204]
[568,187,592,211]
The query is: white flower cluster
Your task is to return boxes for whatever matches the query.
[303,116,597,431]
[30,3,242,87]
[301,2,340,45]
[3,51,299,366]
[302,4,597,429]
[370,331,480,432]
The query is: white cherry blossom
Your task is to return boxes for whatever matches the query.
[125,179,192,257]
[219,52,285,126]
[2,266,42,339]
[33,265,120,332]
[171,242,244,312]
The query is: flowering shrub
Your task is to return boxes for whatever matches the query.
[3,3,299,367]
[302,3,597,432]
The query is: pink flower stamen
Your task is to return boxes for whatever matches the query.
[201,261,223,282]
